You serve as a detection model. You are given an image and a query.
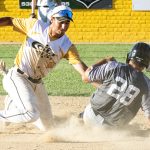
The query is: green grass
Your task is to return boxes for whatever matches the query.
[0,44,150,96]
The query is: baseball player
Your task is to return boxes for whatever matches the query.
[81,42,150,128]
[0,5,87,131]
[31,0,62,23]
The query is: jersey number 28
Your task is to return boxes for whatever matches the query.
[107,76,140,106]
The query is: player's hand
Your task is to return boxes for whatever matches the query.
[30,13,36,18]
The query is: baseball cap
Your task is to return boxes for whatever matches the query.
[47,5,73,22]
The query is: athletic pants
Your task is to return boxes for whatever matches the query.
[0,67,53,131]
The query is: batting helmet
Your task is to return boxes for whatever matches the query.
[126,42,150,68]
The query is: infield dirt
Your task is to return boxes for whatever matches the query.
[0,96,150,150]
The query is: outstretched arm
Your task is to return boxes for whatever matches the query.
[64,44,88,76]
[82,57,116,87]
[81,66,101,88]
[64,46,114,88]
[72,61,87,76]
[82,67,92,83]
[65,46,99,86]
[0,17,13,26]
[72,60,100,88]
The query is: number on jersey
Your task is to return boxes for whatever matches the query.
[107,76,140,106]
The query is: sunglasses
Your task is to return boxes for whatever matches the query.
[57,10,73,21]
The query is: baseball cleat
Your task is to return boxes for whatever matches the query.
[0,60,8,76]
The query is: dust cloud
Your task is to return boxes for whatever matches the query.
[41,116,150,143]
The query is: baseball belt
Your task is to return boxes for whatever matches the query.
[38,6,49,7]
[17,68,41,84]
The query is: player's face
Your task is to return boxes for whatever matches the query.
[50,17,70,37]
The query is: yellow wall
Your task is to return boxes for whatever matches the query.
[0,0,150,43]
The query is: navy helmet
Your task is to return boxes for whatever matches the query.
[126,42,150,68]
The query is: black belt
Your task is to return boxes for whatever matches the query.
[17,68,41,84]
[38,6,49,7]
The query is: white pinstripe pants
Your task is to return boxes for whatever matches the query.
[0,67,53,131]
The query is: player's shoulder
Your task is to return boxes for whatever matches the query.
[49,34,72,54]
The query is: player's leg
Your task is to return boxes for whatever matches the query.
[0,61,24,123]
[4,95,15,111]
[37,0,61,23]
[83,104,104,127]
[33,82,53,131]
[0,68,40,123]
[38,7,48,22]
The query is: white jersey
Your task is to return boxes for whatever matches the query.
[0,16,82,131]
[12,18,80,79]
[37,0,55,7]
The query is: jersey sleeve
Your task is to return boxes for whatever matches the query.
[63,44,82,65]
[12,18,37,34]
[88,61,117,82]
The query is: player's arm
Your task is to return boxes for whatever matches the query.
[72,62,88,76]
[0,17,26,34]
[82,66,102,88]
[82,67,92,83]
[69,51,101,87]
[0,17,37,35]
[64,44,88,76]
[64,45,100,88]
[92,56,116,68]
[30,0,37,18]
[82,58,116,88]
[82,57,116,83]
[0,17,14,26]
